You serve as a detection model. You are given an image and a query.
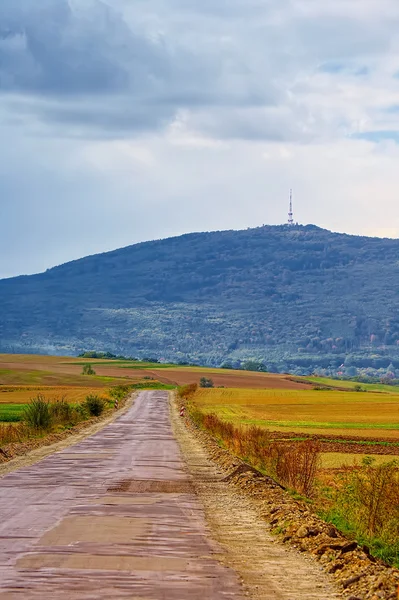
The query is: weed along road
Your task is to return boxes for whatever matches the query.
[0,391,338,600]
[0,391,243,599]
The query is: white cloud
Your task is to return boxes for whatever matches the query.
[1,0,399,278]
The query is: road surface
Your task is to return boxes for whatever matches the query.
[0,391,243,599]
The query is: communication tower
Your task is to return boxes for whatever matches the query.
[288,189,294,226]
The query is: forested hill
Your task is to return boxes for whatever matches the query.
[1,224,399,373]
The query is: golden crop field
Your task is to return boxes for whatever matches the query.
[320,452,396,469]
[192,387,399,439]
[0,386,109,405]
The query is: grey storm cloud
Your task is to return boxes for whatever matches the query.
[1,0,399,140]
[2,0,396,141]
[0,0,147,94]
[0,0,287,138]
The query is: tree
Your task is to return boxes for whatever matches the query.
[82,364,96,375]
[345,366,357,377]
[200,377,214,388]
[221,362,233,369]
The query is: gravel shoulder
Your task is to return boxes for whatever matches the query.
[170,395,341,600]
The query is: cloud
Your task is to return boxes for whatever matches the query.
[1,0,398,142]
[1,0,399,278]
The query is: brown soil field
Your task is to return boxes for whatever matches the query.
[0,355,312,390]
[0,357,136,387]
[267,430,399,455]
[125,368,312,389]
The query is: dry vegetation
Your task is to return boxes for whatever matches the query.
[0,384,133,454]
[0,354,177,454]
[179,383,399,567]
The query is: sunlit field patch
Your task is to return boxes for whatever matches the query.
[0,386,108,405]
[303,376,399,394]
[192,388,399,439]
[320,452,396,469]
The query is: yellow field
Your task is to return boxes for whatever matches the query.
[0,386,109,405]
[192,388,399,439]
[320,452,397,468]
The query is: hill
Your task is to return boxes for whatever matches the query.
[1,224,399,374]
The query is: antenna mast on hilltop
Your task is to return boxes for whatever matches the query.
[288,189,294,226]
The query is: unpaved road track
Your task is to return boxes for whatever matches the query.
[0,391,337,599]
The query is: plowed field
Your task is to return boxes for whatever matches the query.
[0,354,311,390]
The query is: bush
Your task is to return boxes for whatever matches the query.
[109,385,131,400]
[327,458,399,566]
[178,383,198,399]
[200,377,214,388]
[273,440,321,497]
[50,398,84,427]
[50,398,72,424]
[82,364,96,375]
[345,458,399,538]
[0,422,30,446]
[84,394,106,416]
[75,403,89,420]
[190,409,320,497]
[23,395,53,431]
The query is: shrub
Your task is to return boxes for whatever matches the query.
[345,458,399,538]
[50,397,72,423]
[273,440,321,497]
[23,395,53,431]
[84,394,106,416]
[190,409,320,497]
[178,383,198,399]
[328,458,399,566]
[82,364,96,375]
[0,423,30,446]
[75,403,89,420]
[109,385,130,400]
[200,377,214,388]
[50,398,84,427]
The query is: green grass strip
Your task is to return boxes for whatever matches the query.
[0,404,27,422]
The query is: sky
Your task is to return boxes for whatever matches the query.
[1,0,399,278]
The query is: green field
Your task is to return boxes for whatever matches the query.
[0,404,26,422]
[303,376,399,394]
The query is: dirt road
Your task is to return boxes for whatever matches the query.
[0,391,337,599]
